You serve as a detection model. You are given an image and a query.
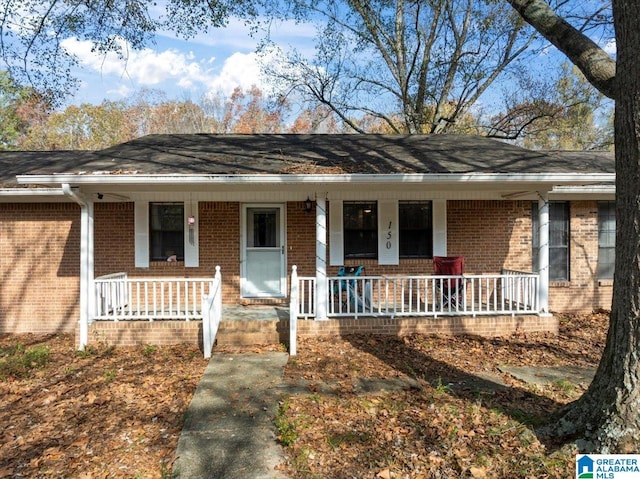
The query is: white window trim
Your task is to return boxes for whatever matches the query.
[134,200,199,268]
[329,199,447,265]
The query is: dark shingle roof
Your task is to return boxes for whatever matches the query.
[0,134,615,187]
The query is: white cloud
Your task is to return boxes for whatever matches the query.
[207,51,266,96]
[61,37,216,86]
[62,36,283,102]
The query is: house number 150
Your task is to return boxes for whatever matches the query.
[386,221,392,249]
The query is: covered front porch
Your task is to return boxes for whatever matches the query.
[88,263,548,356]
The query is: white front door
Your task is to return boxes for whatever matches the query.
[241,204,286,298]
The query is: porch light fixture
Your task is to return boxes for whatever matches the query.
[188,215,196,226]
[97,193,104,200]
[304,197,313,213]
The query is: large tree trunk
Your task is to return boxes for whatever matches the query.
[507,0,640,453]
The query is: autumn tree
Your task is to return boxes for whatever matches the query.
[132,97,211,135]
[490,64,613,150]
[0,71,50,149]
[288,105,342,133]
[201,86,290,133]
[19,101,138,150]
[259,0,545,134]
[507,0,640,453]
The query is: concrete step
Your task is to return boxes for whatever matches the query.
[216,320,283,345]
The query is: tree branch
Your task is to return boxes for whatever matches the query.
[506,0,616,99]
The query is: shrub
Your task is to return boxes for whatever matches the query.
[0,343,50,379]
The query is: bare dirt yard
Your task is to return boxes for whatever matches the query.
[1,311,607,478]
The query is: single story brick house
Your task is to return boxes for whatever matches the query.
[0,134,615,350]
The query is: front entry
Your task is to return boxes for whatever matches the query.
[241,204,286,298]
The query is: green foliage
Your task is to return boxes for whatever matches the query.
[0,343,50,379]
[141,344,158,357]
[275,401,299,446]
[103,368,117,382]
[0,1,254,104]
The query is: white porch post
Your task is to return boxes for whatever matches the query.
[63,185,94,349]
[315,195,328,320]
[538,193,550,314]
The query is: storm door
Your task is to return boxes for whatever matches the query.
[241,205,286,297]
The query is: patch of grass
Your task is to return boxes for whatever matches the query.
[551,378,578,397]
[275,401,299,446]
[0,343,50,379]
[142,344,158,357]
[103,369,118,382]
[434,376,451,395]
[75,345,98,358]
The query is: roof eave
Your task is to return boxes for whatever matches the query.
[16,172,616,187]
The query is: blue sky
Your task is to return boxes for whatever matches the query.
[58,3,616,112]
[62,16,316,106]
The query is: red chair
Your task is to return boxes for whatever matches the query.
[433,256,465,310]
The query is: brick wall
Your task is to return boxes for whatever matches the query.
[447,199,612,313]
[86,320,201,347]
[95,201,242,303]
[0,203,80,334]
[85,314,559,348]
[290,314,559,339]
[549,201,613,313]
[1,199,611,339]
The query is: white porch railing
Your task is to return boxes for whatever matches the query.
[327,273,539,317]
[290,267,539,320]
[94,272,219,321]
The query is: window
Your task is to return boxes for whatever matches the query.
[150,203,184,261]
[344,201,377,259]
[532,201,570,281]
[399,201,433,258]
[598,201,615,280]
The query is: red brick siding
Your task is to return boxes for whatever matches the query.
[85,314,559,348]
[94,201,241,303]
[286,202,316,277]
[447,200,533,273]
[292,314,559,339]
[0,203,80,334]
[549,201,613,313]
[1,199,613,339]
[86,320,201,346]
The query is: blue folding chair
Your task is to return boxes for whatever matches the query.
[333,265,368,312]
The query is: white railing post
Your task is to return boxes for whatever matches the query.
[290,265,298,356]
[212,266,222,334]
[202,266,222,359]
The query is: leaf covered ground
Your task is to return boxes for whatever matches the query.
[0,311,608,478]
[0,337,208,478]
[276,312,608,478]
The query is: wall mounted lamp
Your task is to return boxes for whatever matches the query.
[304,197,314,213]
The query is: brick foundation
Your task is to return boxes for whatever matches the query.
[287,314,558,339]
[83,313,558,348]
[85,320,202,348]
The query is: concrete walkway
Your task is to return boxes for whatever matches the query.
[174,352,290,479]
